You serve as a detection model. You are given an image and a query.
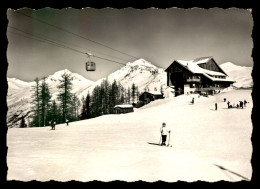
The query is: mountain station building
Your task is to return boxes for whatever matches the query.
[114,104,134,114]
[165,57,235,96]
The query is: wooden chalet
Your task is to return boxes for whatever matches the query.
[139,91,164,104]
[165,57,235,96]
[114,104,134,114]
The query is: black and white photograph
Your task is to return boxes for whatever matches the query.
[5,7,253,182]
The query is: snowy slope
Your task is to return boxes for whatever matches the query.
[7,78,34,127]
[7,89,252,182]
[220,62,253,88]
[7,69,94,127]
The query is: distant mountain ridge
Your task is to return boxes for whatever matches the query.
[7,69,94,128]
[219,62,253,88]
[7,59,252,128]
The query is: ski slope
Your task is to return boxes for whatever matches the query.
[7,89,252,182]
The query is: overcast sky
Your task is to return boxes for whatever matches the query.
[7,8,253,82]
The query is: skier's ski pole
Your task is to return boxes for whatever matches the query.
[159,134,162,145]
[167,132,171,146]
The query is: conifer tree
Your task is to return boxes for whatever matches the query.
[127,87,131,104]
[136,86,140,103]
[131,83,136,104]
[119,83,125,104]
[48,100,58,124]
[69,94,80,121]
[39,77,51,126]
[80,96,87,120]
[31,77,41,127]
[90,86,102,118]
[86,93,91,119]
[109,80,118,113]
[57,71,74,123]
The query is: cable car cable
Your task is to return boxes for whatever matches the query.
[8,25,130,62]
[14,11,139,60]
[7,27,127,66]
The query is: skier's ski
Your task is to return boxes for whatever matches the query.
[147,142,172,147]
[148,142,161,146]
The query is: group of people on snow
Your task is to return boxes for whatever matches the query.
[226,99,248,109]
[215,98,248,110]
[49,119,70,130]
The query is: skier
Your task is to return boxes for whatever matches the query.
[215,103,217,110]
[160,122,171,146]
[224,98,226,102]
[66,119,69,126]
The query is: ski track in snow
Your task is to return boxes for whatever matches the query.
[7,89,252,182]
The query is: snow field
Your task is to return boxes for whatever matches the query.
[7,89,252,182]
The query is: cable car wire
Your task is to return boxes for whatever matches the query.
[14,11,139,60]
[8,25,130,62]
[7,26,127,66]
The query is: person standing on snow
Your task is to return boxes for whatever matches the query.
[244,100,247,107]
[240,101,244,109]
[66,119,69,126]
[160,122,170,146]
[190,97,194,104]
[227,101,230,109]
[51,120,55,130]
[215,103,218,110]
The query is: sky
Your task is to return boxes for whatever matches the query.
[6,8,253,82]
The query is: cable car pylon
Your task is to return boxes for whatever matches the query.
[85,52,96,71]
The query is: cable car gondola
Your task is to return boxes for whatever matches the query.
[85,52,96,71]
[86,61,96,71]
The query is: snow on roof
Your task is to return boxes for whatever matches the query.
[200,67,226,76]
[142,91,163,96]
[114,104,133,109]
[191,57,213,64]
[202,74,235,82]
[175,58,234,82]
[177,60,204,74]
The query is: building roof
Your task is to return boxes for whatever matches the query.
[166,57,235,83]
[114,104,133,109]
[141,91,163,96]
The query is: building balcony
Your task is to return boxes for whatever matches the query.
[187,78,200,82]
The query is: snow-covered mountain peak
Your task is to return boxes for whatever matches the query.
[104,58,167,93]
[44,69,93,84]
[46,69,72,80]
[220,62,242,71]
[126,58,157,69]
